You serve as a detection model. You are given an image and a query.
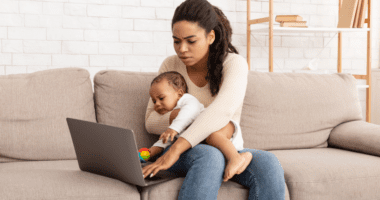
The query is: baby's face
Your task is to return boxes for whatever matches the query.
[149,79,182,115]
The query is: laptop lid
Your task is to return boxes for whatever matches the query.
[66,118,174,187]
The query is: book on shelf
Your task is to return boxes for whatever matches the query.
[353,0,362,27]
[357,0,368,28]
[352,0,362,28]
[275,15,303,22]
[280,21,308,28]
[337,0,359,28]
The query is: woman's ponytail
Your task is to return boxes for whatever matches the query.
[212,6,238,55]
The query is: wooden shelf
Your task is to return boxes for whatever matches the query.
[246,0,372,122]
[357,85,370,89]
[250,26,370,33]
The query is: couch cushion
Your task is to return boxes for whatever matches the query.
[0,157,20,163]
[139,176,290,200]
[270,148,380,200]
[329,120,380,157]
[0,160,140,200]
[140,178,248,200]
[94,70,159,149]
[241,71,363,150]
[0,68,96,161]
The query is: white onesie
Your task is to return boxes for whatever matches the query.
[152,93,244,151]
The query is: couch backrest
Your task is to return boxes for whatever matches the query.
[240,71,363,151]
[94,70,159,149]
[0,68,96,162]
[3,68,361,162]
[93,70,364,152]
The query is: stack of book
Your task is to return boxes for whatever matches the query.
[275,15,307,28]
[337,0,368,28]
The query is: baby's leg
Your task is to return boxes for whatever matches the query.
[205,121,252,182]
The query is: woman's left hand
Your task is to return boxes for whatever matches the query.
[142,147,180,178]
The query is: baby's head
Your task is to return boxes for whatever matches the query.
[149,71,188,115]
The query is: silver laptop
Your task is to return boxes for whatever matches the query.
[66,118,177,187]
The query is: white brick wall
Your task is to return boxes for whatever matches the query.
[0,0,379,120]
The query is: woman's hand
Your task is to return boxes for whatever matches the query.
[142,146,180,178]
[142,137,191,178]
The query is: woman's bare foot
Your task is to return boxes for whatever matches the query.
[223,152,253,182]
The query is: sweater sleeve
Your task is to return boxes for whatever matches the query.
[179,54,249,147]
[145,57,174,135]
[168,94,204,134]
[152,138,172,149]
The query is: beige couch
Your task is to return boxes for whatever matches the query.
[1,67,380,200]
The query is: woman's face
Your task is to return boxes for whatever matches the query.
[172,20,215,68]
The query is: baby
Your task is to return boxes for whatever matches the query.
[145,71,252,182]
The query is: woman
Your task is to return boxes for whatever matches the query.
[143,0,285,199]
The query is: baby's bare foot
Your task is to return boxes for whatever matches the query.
[223,154,245,182]
[236,152,252,174]
[223,152,253,182]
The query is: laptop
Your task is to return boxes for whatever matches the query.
[66,118,177,187]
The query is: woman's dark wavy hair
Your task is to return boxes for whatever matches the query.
[172,0,238,96]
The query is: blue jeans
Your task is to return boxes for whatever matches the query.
[157,144,285,200]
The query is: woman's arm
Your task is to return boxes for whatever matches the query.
[170,137,192,154]
[142,137,191,178]
[143,109,192,178]
[145,101,173,135]
[178,54,248,147]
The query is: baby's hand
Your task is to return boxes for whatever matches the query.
[159,128,178,144]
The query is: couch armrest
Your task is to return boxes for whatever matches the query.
[328,120,380,157]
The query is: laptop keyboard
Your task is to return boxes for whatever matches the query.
[140,161,153,167]
[141,162,149,168]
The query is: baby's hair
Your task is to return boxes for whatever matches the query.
[151,71,188,93]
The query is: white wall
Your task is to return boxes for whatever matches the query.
[0,0,378,119]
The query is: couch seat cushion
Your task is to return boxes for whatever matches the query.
[139,176,290,200]
[0,160,140,200]
[270,148,380,200]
